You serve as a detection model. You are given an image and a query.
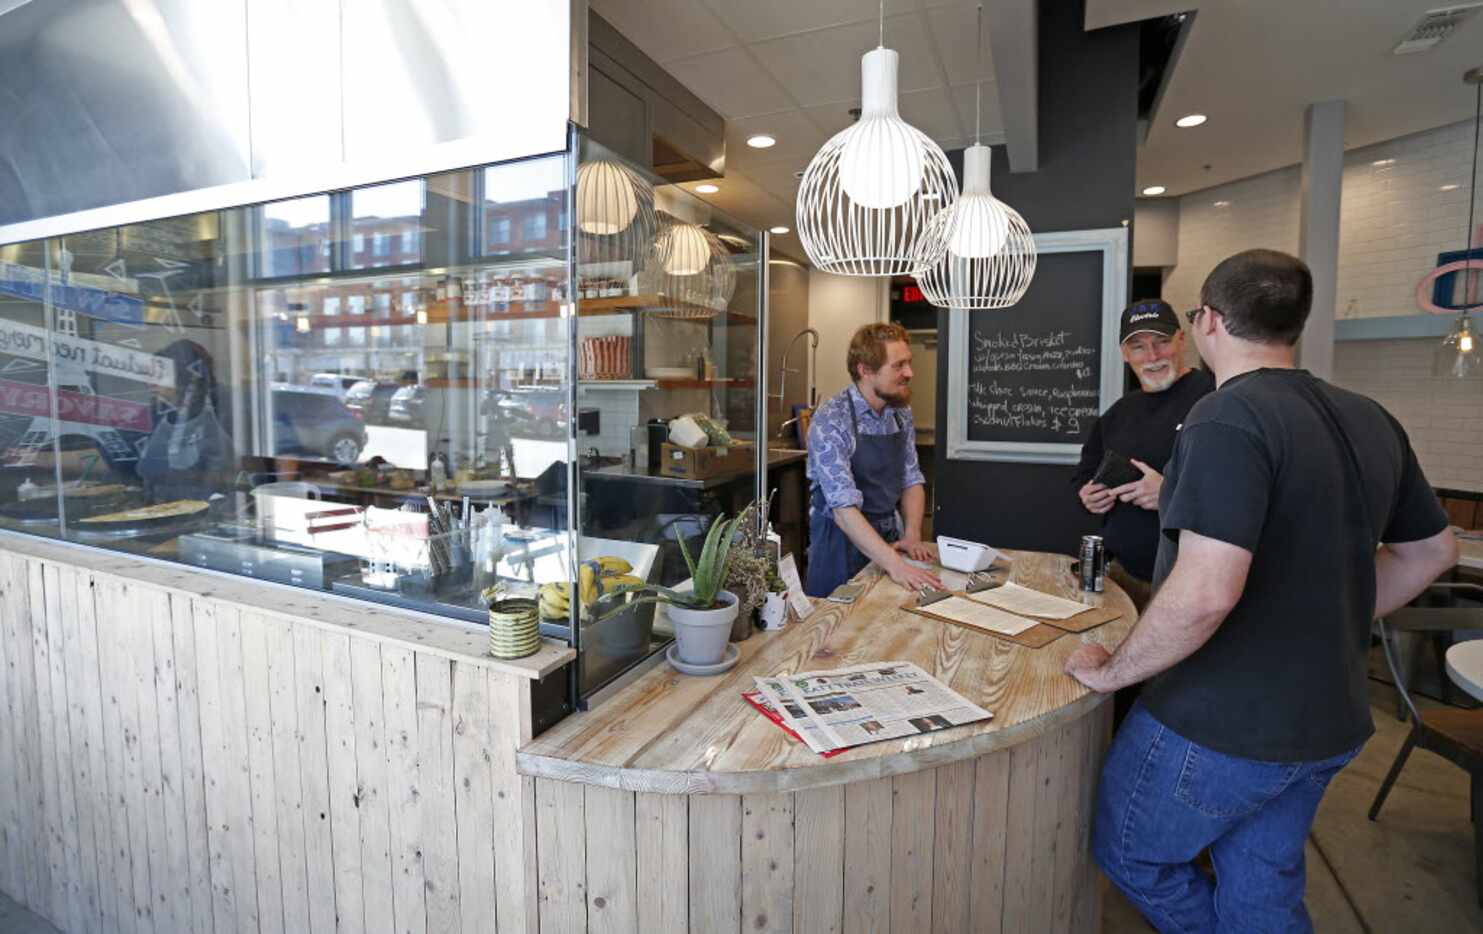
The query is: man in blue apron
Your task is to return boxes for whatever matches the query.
[805,323,942,597]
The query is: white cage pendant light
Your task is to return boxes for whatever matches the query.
[796,4,957,276]
[915,145,1035,308]
[576,159,663,274]
[651,211,735,318]
[915,6,1036,309]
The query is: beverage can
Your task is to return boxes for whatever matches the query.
[1080,535,1106,593]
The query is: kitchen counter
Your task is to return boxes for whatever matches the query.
[515,550,1135,931]
[584,447,806,490]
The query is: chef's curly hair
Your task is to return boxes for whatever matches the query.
[847,322,910,382]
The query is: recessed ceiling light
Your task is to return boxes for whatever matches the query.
[770,226,790,235]
[1372,158,1395,167]
[695,183,719,194]
[1142,186,1166,196]
[1213,200,1231,208]
[1175,114,1207,128]
[747,134,777,149]
[1441,183,1461,191]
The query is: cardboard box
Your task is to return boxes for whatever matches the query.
[660,441,754,479]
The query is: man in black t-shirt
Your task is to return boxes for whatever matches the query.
[1073,300,1214,609]
[1065,249,1458,932]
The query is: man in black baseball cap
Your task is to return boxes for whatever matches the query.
[1072,299,1214,612]
[1119,298,1183,345]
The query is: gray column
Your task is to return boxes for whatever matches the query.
[1298,99,1345,380]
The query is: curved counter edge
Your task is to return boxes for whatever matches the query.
[517,688,1110,795]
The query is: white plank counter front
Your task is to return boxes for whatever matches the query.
[0,529,573,934]
[517,551,1137,933]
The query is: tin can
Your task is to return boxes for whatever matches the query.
[1079,535,1106,593]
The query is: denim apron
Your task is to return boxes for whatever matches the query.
[804,399,906,596]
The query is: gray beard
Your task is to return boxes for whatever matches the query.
[1138,368,1179,392]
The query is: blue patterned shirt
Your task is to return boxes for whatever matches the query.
[806,384,926,511]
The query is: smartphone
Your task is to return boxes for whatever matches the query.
[827,582,865,604]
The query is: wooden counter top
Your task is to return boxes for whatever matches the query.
[518,550,1135,794]
[0,528,575,680]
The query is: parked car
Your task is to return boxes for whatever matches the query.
[309,373,363,400]
[269,386,367,465]
[386,384,426,427]
[344,379,401,423]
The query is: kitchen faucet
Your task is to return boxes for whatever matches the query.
[773,327,819,439]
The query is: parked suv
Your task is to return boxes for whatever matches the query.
[345,379,401,423]
[309,373,363,400]
[387,384,426,427]
[269,386,367,464]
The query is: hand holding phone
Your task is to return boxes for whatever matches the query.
[1091,449,1143,488]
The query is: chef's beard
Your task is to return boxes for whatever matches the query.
[878,384,912,406]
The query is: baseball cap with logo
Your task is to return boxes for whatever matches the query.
[1119,300,1181,343]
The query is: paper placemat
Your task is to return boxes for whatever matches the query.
[900,598,1066,649]
[970,581,1099,619]
[962,592,1122,633]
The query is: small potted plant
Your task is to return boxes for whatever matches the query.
[759,566,788,631]
[598,511,742,666]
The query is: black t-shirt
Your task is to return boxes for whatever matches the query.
[1145,368,1448,762]
[1072,368,1214,581]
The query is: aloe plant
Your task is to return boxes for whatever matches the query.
[596,512,743,616]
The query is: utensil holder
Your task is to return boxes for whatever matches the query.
[488,597,540,659]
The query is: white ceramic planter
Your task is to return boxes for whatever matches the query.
[667,590,739,665]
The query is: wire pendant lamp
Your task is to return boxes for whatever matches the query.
[796,1,957,276]
[915,6,1036,309]
[576,158,665,275]
[1434,65,1483,379]
[651,211,735,317]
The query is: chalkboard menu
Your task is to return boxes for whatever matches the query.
[946,228,1128,465]
[966,250,1104,444]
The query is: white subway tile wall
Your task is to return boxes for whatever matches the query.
[577,387,645,459]
[1334,339,1483,494]
[1160,117,1483,493]
[1162,117,1483,319]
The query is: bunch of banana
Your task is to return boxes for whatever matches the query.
[593,556,632,575]
[538,557,640,620]
[538,582,571,620]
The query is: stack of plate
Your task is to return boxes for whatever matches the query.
[488,597,541,659]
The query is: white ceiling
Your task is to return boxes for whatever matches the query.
[1118,0,1483,198]
[590,0,1004,244]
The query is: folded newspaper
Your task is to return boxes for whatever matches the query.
[752,662,992,755]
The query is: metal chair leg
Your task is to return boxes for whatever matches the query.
[1369,730,1419,821]
[1474,773,1483,909]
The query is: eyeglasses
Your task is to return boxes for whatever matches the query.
[1185,304,1222,325]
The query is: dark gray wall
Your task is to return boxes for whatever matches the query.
[933,0,1139,555]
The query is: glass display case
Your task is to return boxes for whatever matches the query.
[0,134,768,705]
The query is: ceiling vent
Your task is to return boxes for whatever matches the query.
[1393,3,1483,54]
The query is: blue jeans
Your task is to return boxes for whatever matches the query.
[1092,703,1360,933]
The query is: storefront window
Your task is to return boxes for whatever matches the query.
[258,195,332,278]
[0,140,768,703]
[0,154,575,621]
